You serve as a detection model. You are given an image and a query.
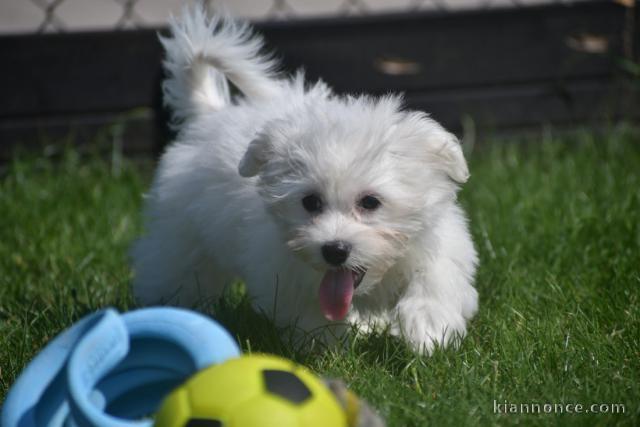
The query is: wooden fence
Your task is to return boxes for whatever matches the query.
[0,1,637,157]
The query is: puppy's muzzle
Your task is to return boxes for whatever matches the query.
[321,241,351,266]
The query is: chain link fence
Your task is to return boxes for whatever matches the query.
[1,0,593,34]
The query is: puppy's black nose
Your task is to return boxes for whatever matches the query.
[322,241,352,266]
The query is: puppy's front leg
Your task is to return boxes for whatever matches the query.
[394,256,478,354]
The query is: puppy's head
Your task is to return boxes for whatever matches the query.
[239,95,468,321]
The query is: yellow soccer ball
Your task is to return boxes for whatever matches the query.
[154,354,347,427]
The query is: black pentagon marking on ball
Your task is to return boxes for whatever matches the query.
[185,419,222,427]
[262,369,312,404]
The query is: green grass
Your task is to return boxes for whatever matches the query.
[1,126,639,426]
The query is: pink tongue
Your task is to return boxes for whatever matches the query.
[319,269,355,321]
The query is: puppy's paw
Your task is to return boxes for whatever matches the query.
[396,301,468,355]
[347,311,393,336]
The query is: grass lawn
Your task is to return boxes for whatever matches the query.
[1,125,639,426]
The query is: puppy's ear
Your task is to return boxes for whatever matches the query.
[395,114,469,183]
[238,134,271,177]
[430,130,469,183]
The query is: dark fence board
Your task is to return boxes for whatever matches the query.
[408,78,637,130]
[0,30,163,117]
[261,2,625,93]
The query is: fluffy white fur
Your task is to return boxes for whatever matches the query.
[132,7,478,354]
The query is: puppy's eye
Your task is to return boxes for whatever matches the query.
[302,194,323,213]
[359,195,381,211]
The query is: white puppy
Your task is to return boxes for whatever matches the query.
[132,7,478,354]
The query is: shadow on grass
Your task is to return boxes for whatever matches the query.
[195,282,434,376]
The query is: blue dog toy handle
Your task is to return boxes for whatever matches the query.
[1,307,241,427]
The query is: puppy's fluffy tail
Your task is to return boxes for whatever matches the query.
[160,6,281,124]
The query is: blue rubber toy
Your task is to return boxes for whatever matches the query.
[1,307,240,427]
